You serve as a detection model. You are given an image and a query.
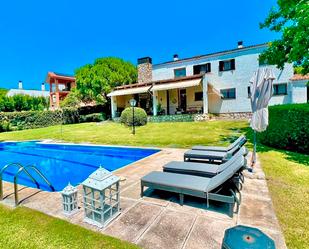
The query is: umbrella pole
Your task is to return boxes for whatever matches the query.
[251,130,257,167]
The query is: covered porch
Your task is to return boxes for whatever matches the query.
[108,75,222,118]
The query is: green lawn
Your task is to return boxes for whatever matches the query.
[0,121,308,249]
[0,205,139,249]
[0,121,248,148]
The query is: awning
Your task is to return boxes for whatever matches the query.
[151,78,201,91]
[107,86,151,97]
[208,83,223,97]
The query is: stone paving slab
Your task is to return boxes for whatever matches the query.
[137,209,196,249]
[238,194,281,231]
[104,202,162,243]
[184,215,234,249]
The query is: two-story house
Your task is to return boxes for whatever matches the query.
[46,72,76,109]
[107,41,308,118]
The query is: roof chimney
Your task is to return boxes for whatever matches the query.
[137,57,152,83]
[18,80,23,89]
[173,54,179,61]
[41,82,46,91]
[237,41,244,49]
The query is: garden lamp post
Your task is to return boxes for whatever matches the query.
[129,98,137,135]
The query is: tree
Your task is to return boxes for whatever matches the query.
[260,0,309,75]
[75,57,137,104]
[60,88,82,108]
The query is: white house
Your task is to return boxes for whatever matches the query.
[7,81,49,98]
[108,42,309,118]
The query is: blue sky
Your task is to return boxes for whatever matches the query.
[0,0,279,90]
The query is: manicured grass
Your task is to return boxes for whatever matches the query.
[0,121,308,249]
[258,148,309,249]
[0,205,139,249]
[0,120,248,148]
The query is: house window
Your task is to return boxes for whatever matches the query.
[194,92,203,101]
[273,83,287,95]
[174,68,186,78]
[193,63,211,75]
[220,88,236,99]
[219,59,235,72]
[247,86,251,98]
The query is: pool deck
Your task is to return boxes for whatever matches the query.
[0,148,287,249]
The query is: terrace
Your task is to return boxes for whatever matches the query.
[0,148,287,249]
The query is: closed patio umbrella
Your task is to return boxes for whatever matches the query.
[249,68,275,166]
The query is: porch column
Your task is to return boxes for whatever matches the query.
[111,96,117,119]
[153,91,158,116]
[202,76,208,114]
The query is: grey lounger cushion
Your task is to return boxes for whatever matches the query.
[192,135,247,152]
[184,149,230,162]
[164,147,246,177]
[184,143,246,162]
[141,161,240,217]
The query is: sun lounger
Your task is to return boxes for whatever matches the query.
[163,147,247,178]
[141,164,241,217]
[184,142,247,163]
[192,135,247,152]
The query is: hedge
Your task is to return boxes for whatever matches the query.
[259,104,309,154]
[120,107,147,126]
[0,108,106,132]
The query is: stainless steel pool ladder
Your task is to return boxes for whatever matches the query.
[0,163,55,206]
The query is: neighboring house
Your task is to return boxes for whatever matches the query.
[107,41,309,118]
[46,72,76,109]
[7,81,49,98]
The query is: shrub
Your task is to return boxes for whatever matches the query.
[80,113,106,123]
[259,103,309,154]
[0,108,80,132]
[120,107,147,126]
[0,94,49,112]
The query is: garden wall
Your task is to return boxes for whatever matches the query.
[259,104,309,154]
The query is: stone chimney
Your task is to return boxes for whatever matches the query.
[173,54,179,61]
[41,82,46,91]
[137,57,152,83]
[18,80,23,89]
[237,41,244,49]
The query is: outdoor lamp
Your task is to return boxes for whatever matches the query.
[82,167,120,228]
[129,98,137,135]
[61,182,78,215]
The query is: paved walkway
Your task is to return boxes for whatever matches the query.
[1,148,287,249]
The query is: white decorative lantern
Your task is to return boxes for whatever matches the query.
[61,182,78,215]
[82,167,120,228]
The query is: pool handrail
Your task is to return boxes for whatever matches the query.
[14,165,55,206]
[24,165,55,192]
[0,163,39,201]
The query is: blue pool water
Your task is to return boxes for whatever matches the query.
[0,141,159,192]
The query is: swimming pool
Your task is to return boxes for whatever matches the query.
[0,141,159,192]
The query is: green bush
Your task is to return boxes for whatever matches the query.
[120,107,147,126]
[259,104,309,154]
[0,94,49,112]
[80,113,106,123]
[0,108,80,132]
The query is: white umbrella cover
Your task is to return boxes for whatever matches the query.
[249,68,276,165]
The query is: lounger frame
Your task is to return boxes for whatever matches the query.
[141,179,241,217]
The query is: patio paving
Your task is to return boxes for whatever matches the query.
[0,148,287,249]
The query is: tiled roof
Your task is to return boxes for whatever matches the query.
[114,74,204,90]
[53,72,75,78]
[290,74,309,81]
[154,43,268,66]
[47,72,75,81]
